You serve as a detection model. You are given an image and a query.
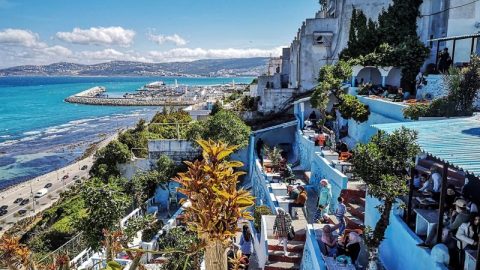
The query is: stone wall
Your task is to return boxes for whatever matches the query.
[65,96,194,106]
[148,139,200,164]
[257,88,296,113]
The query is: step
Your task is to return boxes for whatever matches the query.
[347,202,365,220]
[268,240,305,252]
[265,261,300,270]
[268,250,302,263]
[293,232,306,242]
[345,212,364,229]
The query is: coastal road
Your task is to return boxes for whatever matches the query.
[0,133,118,235]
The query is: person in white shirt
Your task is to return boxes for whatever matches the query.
[419,168,442,200]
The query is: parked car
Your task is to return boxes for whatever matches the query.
[0,209,7,216]
[75,179,82,184]
[62,175,69,180]
[20,199,29,205]
[18,209,27,215]
[0,227,3,231]
[0,205,8,210]
[13,198,23,204]
[81,165,88,170]
[34,188,48,198]
[73,175,79,180]
[44,183,53,189]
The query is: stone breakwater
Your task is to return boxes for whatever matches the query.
[65,86,195,106]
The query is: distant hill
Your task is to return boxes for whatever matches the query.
[0,58,269,77]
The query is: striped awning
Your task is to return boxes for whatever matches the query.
[372,115,480,177]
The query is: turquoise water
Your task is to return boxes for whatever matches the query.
[0,76,253,188]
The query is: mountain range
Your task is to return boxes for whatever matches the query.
[0,57,269,77]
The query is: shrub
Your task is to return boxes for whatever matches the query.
[253,205,273,231]
[403,103,430,120]
[338,94,370,123]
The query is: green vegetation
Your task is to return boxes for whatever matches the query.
[351,127,419,267]
[311,61,370,123]
[157,227,203,270]
[253,205,273,231]
[77,178,132,250]
[186,110,251,148]
[340,1,430,91]
[337,94,370,123]
[404,55,480,119]
[90,140,131,179]
[118,110,193,158]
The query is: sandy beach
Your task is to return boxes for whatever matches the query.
[0,132,118,234]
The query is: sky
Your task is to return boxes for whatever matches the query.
[0,0,319,68]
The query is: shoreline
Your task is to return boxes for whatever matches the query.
[0,131,118,196]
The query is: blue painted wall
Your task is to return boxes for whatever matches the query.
[300,225,326,270]
[365,195,449,270]
[347,96,410,144]
[310,153,348,214]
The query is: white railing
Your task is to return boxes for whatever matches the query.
[120,208,143,228]
[70,248,96,269]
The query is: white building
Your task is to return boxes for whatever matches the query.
[253,0,480,113]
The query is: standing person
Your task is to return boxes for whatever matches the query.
[335,196,347,235]
[239,224,253,269]
[315,179,332,223]
[288,186,308,218]
[273,208,292,256]
[255,138,264,166]
[438,48,451,73]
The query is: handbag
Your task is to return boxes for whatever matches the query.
[287,225,295,240]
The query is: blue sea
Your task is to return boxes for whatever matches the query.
[0,76,253,189]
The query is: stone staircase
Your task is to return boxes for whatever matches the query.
[326,187,366,231]
[264,211,308,270]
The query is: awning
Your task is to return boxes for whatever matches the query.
[372,115,480,177]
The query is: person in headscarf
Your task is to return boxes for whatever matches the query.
[321,225,337,256]
[273,208,292,256]
[315,179,332,223]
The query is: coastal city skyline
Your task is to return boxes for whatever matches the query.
[0,0,318,68]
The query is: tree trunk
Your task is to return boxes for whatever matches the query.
[204,240,227,270]
[368,199,394,270]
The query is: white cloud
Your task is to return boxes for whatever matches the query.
[0,28,46,48]
[41,45,73,57]
[78,48,150,62]
[148,33,187,46]
[56,27,135,46]
[149,47,283,62]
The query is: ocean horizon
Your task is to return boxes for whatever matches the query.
[0,76,253,189]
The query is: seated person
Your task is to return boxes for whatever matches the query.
[446,199,471,232]
[321,225,338,256]
[412,170,421,189]
[336,141,348,154]
[288,185,300,200]
[288,186,307,217]
[337,231,362,264]
[444,185,457,213]
[422,199,470,247]
[281,164,295,183]
[456,214,480,250]
[419,168,442,201]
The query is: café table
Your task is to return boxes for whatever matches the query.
[413,208,439,239]
[270,182,289,197]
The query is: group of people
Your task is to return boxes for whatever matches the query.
[413,166,480,267]
[283,178,359,262]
